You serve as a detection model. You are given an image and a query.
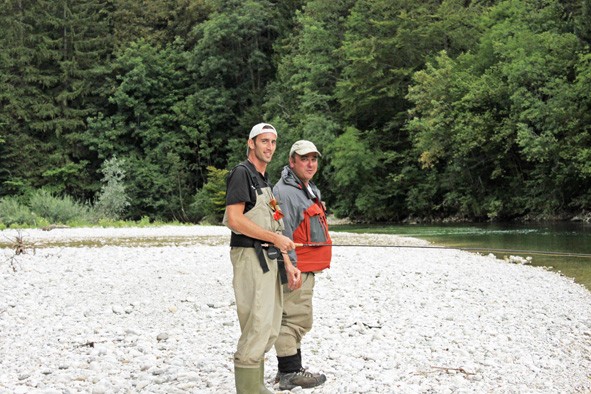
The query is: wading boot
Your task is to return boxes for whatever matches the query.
[235,366,259,394]
[259,360,273,394]
[277,368,326,390]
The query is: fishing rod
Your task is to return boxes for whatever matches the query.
[291,243,591,259]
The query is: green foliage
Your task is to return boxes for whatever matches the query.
[187,0,288,166]
[0,0,113,200]
[28,189,95,225]
[191,166,229,224]
[86,40,197,221]
[111,0,211,49]
[575,0,591,45]
[406,0,589,220]
[335,0,481,130]
[0,190,95,228]
[264,0,354,202]
[42,161,91,196]
[0,197,38,227]
[2,0,591,223]
[325,127,379,218]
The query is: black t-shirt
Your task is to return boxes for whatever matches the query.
[225,161,271,213]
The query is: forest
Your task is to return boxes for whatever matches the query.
[1,0,591,225]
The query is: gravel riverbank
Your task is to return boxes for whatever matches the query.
[1,226,590,393]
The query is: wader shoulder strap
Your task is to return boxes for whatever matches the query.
[238,161,263,196]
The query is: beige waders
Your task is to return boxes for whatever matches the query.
[226,185,284,393]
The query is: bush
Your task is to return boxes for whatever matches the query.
[29,189,95,225]
[0,197,37,227]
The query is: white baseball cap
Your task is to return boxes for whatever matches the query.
[249,123,277,139]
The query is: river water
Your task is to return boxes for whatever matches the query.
[332,222,591,291]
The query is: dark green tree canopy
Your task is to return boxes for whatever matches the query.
[1,0,590,223]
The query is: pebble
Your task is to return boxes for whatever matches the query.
[156,332,169,341]
[111,305,124,314]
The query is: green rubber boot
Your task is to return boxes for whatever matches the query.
[235,366,260,394]
[259,360,273,394]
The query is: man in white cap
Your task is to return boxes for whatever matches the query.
[223,123,302,393]
[272,140,331,390]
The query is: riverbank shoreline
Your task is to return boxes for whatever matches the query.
[1,225,590,393]
[327,210,591,225]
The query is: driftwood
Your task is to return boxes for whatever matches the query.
[2,230,37,272]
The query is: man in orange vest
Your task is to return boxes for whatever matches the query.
[272,140,332,390]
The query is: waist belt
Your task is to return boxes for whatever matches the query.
[230,233,270,273]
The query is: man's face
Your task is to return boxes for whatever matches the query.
[290,153,318,184]
[249,132,277,164]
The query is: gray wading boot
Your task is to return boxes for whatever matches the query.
[276,368,326,390]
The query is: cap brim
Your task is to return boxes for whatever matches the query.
[295,149,321,157]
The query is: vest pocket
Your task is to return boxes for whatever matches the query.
[305,204,328,243]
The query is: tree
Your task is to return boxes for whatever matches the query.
[85,40,197,221]
[111,0,211,50]
[264,0,354,193]
[0,0,113,199]
[191,165,228,223]
[328,0,484,220]
[406,0,587,219]
[187,0,288,168]
[325,127,380,219]
[94,156,130,220]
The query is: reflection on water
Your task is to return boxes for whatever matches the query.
[332,222,591,291]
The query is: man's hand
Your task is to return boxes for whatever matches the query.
[274,233,296,253]
[283,255,302,290]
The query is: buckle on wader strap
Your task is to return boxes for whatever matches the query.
[253,240,269,273]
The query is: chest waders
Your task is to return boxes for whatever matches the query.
[224,162,283,394]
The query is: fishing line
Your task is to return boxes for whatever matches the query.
[293,243,591,259]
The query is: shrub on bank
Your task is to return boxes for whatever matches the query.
[28,190,95,225]
[0,190,95,228]
[0,191,187,229]
[0,197,45,228]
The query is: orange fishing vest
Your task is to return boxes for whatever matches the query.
[292,200,332,272]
